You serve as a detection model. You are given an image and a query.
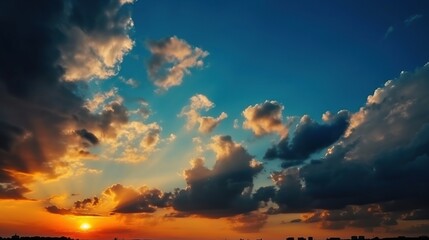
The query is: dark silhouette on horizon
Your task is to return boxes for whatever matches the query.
[1,235,428,240]
[0,235,74,240]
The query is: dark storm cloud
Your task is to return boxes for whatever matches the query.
[264,110,350,162]
[172,135,264,218]
[104,184,172,214]
[0,0,133,199]
[264,64,429,229]
[0,121,26,152]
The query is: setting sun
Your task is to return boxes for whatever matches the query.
[79,223,91,231]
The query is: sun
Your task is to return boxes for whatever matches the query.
[79,223,91,231]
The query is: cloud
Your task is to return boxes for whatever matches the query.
[242,101,288,137]
[166,133,177,143]
[100,121,162,163]
[303,205,398,231]
[0,183,30,200]
[266,63,429,222]
[84,88,122,113]
[59,1,134,81]
[264,110,350,163]
[172,135,263,218]
[74,197,100,209]
[46,196,101,216]
[104,184,172,214]
[146,36,208,91]
[383,26,394,40]
[392,224,429,235]
[74,129,99,145]
[404,14,423,26]
[402,209,429,221]
[0,0,134,199]
[269,168,312,213]
[180,94,228,134]
[228,211,268,233]
[119,76,139,88]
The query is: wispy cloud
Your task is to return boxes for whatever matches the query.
[404,14,423,26]
[383,25,394,40]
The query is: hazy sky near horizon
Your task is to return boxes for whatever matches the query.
[1,0,429,239]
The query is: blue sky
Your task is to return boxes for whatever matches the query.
[119,0,429,121]
[1,0,429,239]
[99,0,429,190]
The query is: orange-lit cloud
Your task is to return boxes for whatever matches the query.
[180,94,228,133]
[146,36,209,91]
[242,100,288,137]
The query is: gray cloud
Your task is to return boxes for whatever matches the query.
[75,129,99,145]
[104,184,172,214]
[46,196,101,216]
[172,135,263,218]
[265,110,350,163]
[263,63,429,224]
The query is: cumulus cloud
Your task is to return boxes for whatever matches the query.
[146,36,208,91]
[242,101,288,137]
[261,63,429,227]
[101,121,162,163]
[180,94,228,134]
[59,1,134,81]
[172,135,263,218]
[0,0,134,199]
[265,110,350,163]
[104,184,172,214]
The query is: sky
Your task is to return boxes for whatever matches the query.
[1,0,429,239]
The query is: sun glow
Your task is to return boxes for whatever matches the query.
[79,222,91,231]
